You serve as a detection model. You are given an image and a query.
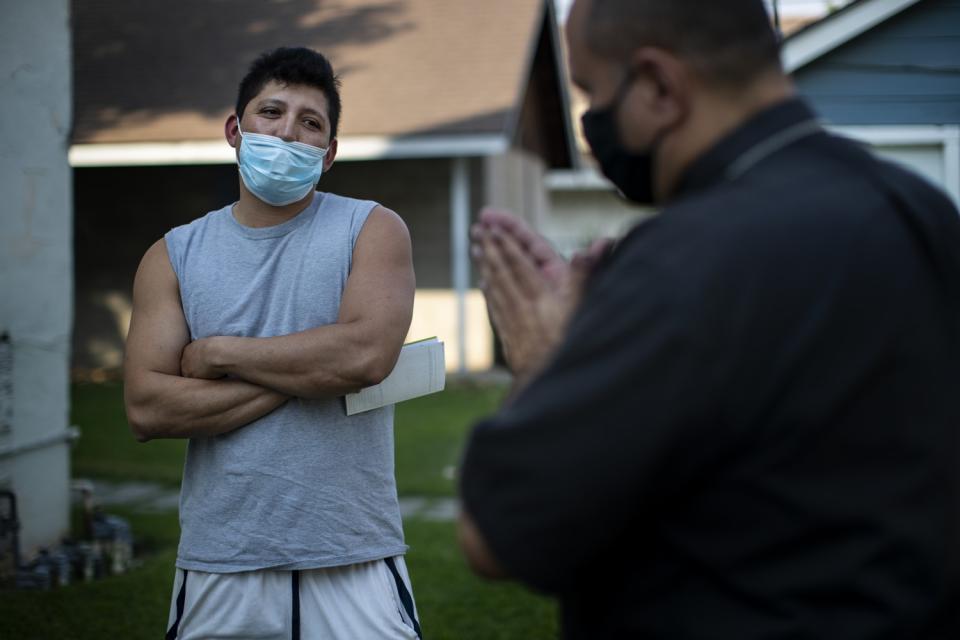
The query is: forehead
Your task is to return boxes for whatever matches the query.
[251,80,331,119]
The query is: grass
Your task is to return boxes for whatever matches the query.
[70,382,187,486]
[0,507,180,640]
[4,381,559,639]
[1,511,557,640]
[403,519,558,640]
[394,382,506,496]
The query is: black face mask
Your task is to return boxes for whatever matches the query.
[580,70,660,205]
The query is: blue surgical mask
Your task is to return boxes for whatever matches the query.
[236,122,329,206]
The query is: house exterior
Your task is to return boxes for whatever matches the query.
[0,0,74,560]
[784,0,960,208]
[70,0,577,375]
[541,0,959,262]
[70,0,958,377]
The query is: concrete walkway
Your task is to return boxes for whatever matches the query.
[76,478,458,521]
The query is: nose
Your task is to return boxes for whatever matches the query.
[277,117,297,142]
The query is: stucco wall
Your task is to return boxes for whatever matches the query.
[0,0,73,556]
[545,187,652,256]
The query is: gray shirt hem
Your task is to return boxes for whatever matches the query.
[174,544,410,574]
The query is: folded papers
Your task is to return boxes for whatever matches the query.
[344,338,446,415]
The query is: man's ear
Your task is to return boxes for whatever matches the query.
[628,47,690,131]
[323,138,338,172]
[225,114,240,149]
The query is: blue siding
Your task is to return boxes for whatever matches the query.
[793,0,960,124]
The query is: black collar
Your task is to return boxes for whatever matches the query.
[674,98,819,197]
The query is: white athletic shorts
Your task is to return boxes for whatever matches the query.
[164,556,421,640]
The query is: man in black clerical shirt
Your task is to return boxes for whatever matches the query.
[458,1,960,638]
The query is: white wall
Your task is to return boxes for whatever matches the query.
[407,290,493,372]
[545,168,654,256]
[833,125,960,209]
[546,189,653,255]
[0,0,74,557]
[544,124,960,260]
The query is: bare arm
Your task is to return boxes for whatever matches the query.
[457,509,509,580]
[180,206,416,398]
[123,239,288,442]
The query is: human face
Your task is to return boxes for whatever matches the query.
[228,80,337,172]
[566,0,628,123]
[566,0,656,203]
[566,0,684,152]
[567,0,697,204]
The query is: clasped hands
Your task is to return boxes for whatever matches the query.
[471,208,611,388]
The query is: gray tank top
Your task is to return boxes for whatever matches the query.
[164,192,407,572]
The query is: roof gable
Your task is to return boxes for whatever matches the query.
[782,0,924,72]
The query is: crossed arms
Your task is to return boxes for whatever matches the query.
[123,206,415,442]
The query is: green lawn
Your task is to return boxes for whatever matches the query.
[4,381,559,639]
[1,508,181,640]
[1,511,557,640]
[70,382,187,486]
[394,381,506,496]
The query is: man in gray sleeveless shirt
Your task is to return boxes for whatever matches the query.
[124,48,421,639]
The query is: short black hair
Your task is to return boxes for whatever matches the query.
[585,0,781,88]
[235,47,343,140]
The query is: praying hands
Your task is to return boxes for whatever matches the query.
[470,208,611,390]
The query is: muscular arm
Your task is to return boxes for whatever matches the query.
[180,206,415,398]
[123,239,289,442]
